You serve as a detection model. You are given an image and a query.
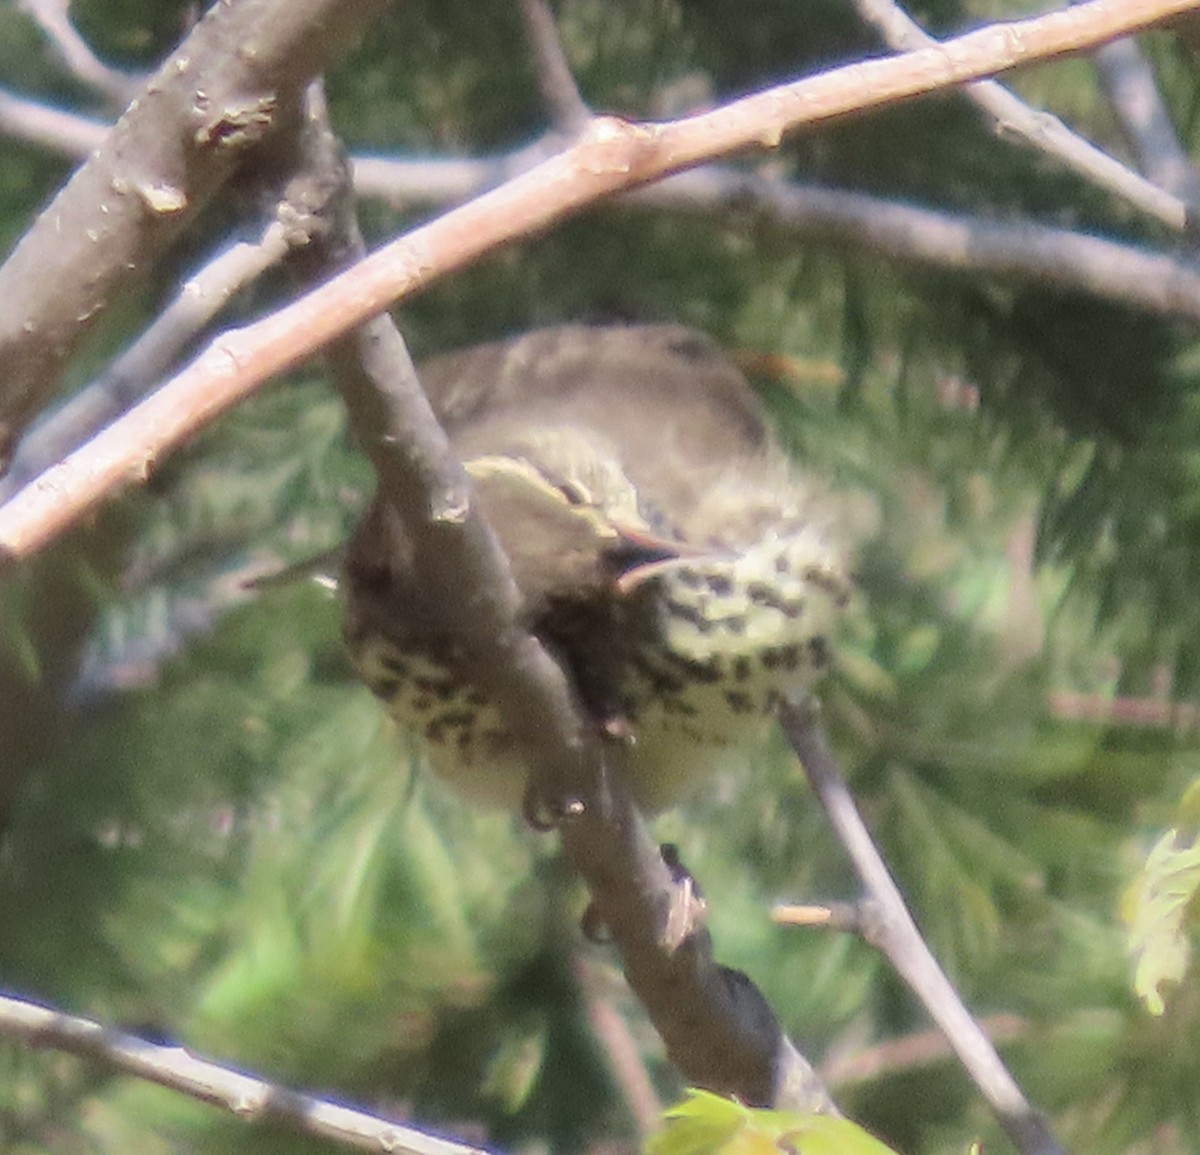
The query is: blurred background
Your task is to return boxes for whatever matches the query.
[3,1,1200,1151]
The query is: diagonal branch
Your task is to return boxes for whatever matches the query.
[817,1014,1029,1089]
[0,0,396,468]
[780,698,1062,1155]
[0,992,482,1155]
[0,222,297,500]
[1091,32,1200,199]
[283,81,834,1114]
[357,144,1200,321]
[515,0,590,132]
[19,0,147,106]
[574,955,664,1136]
[10,88,1199,331]
[2,0,1196,564]
[850,0,1191,230]
[0,85,107,156]
[632,167,1200,317]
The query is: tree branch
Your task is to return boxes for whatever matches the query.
[16,91,1200,326]
[1091,32,1200,199]
[0,0,396,468]
[2,0,1196,562]
[19,0,147,106]
[573,956,664,1137]
[279,81,834,1114]
[819,1014,1029,1090]
[0,992,482,1155]
[515,0,590,132]
[0,221,296,500]
[850,0,1190,230]
[632,167,1200,317]
[0,84,106,157]
[780,698,1062,1155]
[353,145,1200,321]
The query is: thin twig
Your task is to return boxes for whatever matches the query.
[358,150,1200,318]
[573,957,664,1137]
[516,0,591,132]
[0,222,295,500]
[0,992,481,1155]
[820,1014,1029,1089]
[0,0,397,465]
[632,167,1200,316]
[9,93,1199,327]
[1092,33,1200,199]
[8,157,1200,563]
[2,0,1196,560]
[772,901,872,932]
[18,0,147,106]
[850,0,1190,230]
[1048,687,1200,728]
[0,85,106,157]
[780,698,1063,1155]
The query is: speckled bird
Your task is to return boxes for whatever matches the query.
[342,324,851,809]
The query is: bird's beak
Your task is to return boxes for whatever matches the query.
[609,522,715,595]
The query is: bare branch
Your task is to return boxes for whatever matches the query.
[574,957,664,1137]
[1092,33,1200,199]
[357,150,1200,319]
[1048,686,1200,729]
[0,85,106,157]
[780,698,1062,1155]
[850,0,1189,230]
[0,0,396,468]
[563,791,832,1110]
[772,901,872,932]
[284,83,834,1113]
[516,0,590,132]
[0,222,295,501]
[18,100,1200,326]
[2,0,1194,561]
[820,1015,1029,1090]
[0,992,481,1155]
[18,0,147,106]
[351,152,501,205]
[634,167,1200,318]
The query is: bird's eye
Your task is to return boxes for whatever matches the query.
[555,479,591,505]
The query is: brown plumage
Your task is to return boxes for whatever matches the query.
[343,324,849,808]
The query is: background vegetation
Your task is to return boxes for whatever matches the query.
[2,1,1200,1152]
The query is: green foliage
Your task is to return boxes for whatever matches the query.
[648,1089,901,1155]
[6,0,1200,1153]
[1124,778,1200,1015]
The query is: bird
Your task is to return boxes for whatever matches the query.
[341,323,851,810]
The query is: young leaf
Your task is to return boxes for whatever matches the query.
[1123,782,1200,1015]
[646,1088,900,1155]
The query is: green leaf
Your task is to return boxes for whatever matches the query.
[646,1089,900,1155]
[1123,803,1200,1015]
